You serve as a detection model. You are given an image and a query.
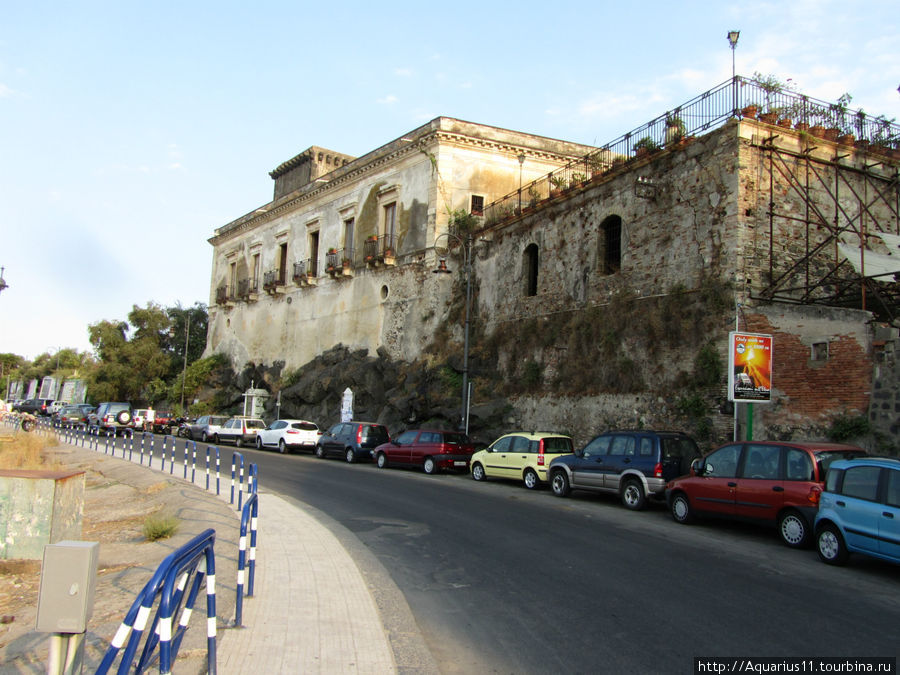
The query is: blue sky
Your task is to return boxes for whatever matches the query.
[1,0,898,360]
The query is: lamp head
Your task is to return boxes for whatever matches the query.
[727,30,740,49]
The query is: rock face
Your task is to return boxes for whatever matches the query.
[209,345,511,445]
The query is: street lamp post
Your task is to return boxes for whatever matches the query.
[727,30,740,116]
[433,231,473,434]
[517,154,525,212]
[0,267,8,295]
[180,312,191,412]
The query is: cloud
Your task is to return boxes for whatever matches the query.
[0,82,16,98]
[377,94,398,105]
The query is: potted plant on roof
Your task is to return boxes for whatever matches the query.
[633,136,659,158]
[825,93,852,142]
[549,175,567,197]
[665,113,686,145]
[753,72,784,125]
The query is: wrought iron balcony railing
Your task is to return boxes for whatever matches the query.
[484,76,900,226]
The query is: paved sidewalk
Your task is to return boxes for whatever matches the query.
[217,490,396,673]
[1,429,403,673]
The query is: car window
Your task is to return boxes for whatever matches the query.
[442,433,468,445]
[785,448,814,481]
[271,421,286,430]
[582,435,611,459]
[886,470,900,508]
[245,420,265,429]
[639,437,653,456]
[662,437,700,460]
[841,466,881,501]
[196,416,208,425]
[815,450,865,481]
[295,422,318,431]
[543,436,573,453]
[741,445,781,479]
[211,416,228,426]
[510,436,530,452]
[492,436,512,452]
[608,436,635,457]
[396,430,418,444]
[362,425,389,443]
[704,445,741,478]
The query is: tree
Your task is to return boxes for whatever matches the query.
[164,302,209,381]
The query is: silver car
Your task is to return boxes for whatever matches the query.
[188,415,230,442]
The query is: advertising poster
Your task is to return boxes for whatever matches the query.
[729,332,773,403]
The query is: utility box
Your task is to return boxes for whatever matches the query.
[36,541,99,633]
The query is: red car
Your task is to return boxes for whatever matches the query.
[374,429,475,474]
[666,440,865,547]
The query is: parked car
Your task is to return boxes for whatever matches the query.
[315,421,390,463]
[57,404,91,427]
[149,410,177,434]
[256,419,319,454]
[213,416,265,447]
[549,430,700,509]
[374,429,475,474]
[14,398,55,416]
[88,402,135,435]
[666,440,866,547]
[470,432,574,489]
[815,456,900,566]
[133,408,154,430]
[187,415,230,442]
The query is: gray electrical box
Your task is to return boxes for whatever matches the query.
[35,540,100,633]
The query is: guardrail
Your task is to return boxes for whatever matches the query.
[8,418,265,672]
[96,529,218,675]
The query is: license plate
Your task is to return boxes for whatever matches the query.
[454,461,466,467]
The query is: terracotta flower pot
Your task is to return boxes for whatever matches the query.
[809,125,826,138]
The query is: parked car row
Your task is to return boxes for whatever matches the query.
[302,422,896,568]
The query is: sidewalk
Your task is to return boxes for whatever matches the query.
[0,431,411,673]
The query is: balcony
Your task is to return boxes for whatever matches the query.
[363,235,396,267]
[215,285,235,307]
[326,248,355,278]
[237,277,259,302]
[293,260,317,286]
[263,268,286,295]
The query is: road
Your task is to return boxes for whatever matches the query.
[233,445,900,674]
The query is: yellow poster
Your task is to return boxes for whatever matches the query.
[729,332,773,403]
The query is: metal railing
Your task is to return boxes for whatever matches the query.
[237,277,258,298]
[363,234,396,263]
[484,76,900,226]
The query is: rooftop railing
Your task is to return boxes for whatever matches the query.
[484,76,900,226]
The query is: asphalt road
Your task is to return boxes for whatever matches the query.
[235,445,900,675]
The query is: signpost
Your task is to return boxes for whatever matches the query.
[728,332,773,440]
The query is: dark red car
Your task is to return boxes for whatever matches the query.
[374,429,475,474]
[666,440,865,547]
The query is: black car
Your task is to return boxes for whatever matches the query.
[315,421,390,463]
[14,398,55,416]
[549,430,700,510]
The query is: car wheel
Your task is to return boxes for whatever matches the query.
[621,478,646,510]
[346,448,355,463]
[471,462,486,481]
[20,418,35,432]
[550,470,570,497]
[315,445,325,459]
[671,492,694,523]
[423,457,437,475]
[116,411,132,425]
[816,523,849,565]
[278,439,287,454]
[201,431,209,443]
[778,510,810,548]
[256,436,263,450]
[376,452,387,469]
[523,468,539,490]
[236,437,244,448]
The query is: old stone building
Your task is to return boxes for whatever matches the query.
[207,80,900,447]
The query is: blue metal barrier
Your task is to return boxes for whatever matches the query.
[234,492,259,626]
[230,453,244,507]
[97,528,217,675]
[206,445,221,495]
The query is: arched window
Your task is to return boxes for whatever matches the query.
[523,243,539,297]
[599,215,622,275]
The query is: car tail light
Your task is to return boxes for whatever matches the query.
[654,462,663,478]
[357,426,363,444]
[538,439,545,466]
[808,485,823,505]
[287,429,298,434]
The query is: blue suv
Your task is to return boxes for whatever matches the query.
[815,456,900,566]
[549,430,700,510]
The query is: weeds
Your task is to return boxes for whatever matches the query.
[142,511,180,541]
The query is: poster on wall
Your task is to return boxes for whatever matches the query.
[729,332,773,403]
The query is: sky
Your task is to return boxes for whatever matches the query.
[1,0,898,361]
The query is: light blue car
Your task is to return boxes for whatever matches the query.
[814,456,900,566]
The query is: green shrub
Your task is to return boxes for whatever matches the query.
[826,415,870,442]
[143,512,180,541]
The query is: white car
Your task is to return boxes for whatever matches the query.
[256,419,320,454]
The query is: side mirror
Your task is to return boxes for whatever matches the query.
[691,458,704,476]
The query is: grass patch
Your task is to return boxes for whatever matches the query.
[142,511,180,541]
[0,432,62,470]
